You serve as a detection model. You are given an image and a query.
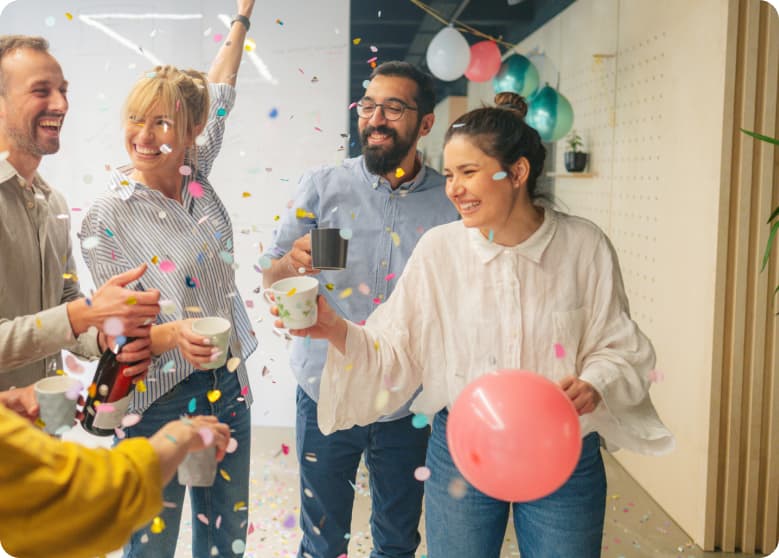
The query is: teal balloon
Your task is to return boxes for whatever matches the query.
[492,54,540,98]
[525,85,574,142]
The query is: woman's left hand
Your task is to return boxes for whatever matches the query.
[559,375,601,415]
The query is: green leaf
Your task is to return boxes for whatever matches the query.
[768,205,779,224]
[761,221,779,271]
[740,128,779,145]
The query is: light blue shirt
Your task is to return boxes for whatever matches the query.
[265,155,459,421]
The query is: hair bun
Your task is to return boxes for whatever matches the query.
[493,92,528,118]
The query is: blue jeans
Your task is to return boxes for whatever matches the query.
[425,410,606,558]
[296,387,429,558]
[122,366,251,558]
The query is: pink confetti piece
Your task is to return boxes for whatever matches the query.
[281,443,290,455]
[649,369,665,383]
[314,126,323,132]
[372,298,382,304]
[215,515,222,529]
[226,438,239,454]
[554,343,566,358]
[384,273,395,281]
[348,101,357,110]
[159,259,176,273]
[213,33,223,42]
[414,466,431,481]
[198,427,214,446]
[96,403,115,413]
[188,181,204,198]
[197,513,209,525]
[247,522,255,535]
[64,354,85,374]
[245,300,254,309]
[115,427,126,439]
[366,56,377,63]
[240,385,249,396]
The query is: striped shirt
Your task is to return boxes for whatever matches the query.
[79,83,257,413]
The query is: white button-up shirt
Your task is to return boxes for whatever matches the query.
[319,208,674,455]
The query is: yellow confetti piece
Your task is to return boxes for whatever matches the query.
[285,287,297,296]
[35,318,42,329]
[150,516,166,534]
[394,167,405,178]
[207,389,222,403]
[87,383,97,398]
[295,207,316,219]
[233,501,247,512]
[273,215,280,221]
[390,231,400,246]
[352,37,362,45]
[185,306,203,313]
[325,283,335,291]
[65,12,73,20]
[345,363,353,372]
[55,369,65,376]
[226,357,241,372]
[151,255,159,264]
[126,296,138,305]
[374,340,380,351]
[244,38,256,52]
[339,288,353,299]
[120,179,130,186]
[375,389,389,411]
[136,380,147,393]
[242,191,251,197]
[219,469,231,481]
[62,273,77,280]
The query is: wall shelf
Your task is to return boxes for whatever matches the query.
[546,172,597,178]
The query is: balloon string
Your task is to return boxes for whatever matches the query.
[408,0,519,51]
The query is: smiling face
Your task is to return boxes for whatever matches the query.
[358,74,433,176]
[124,101,187,178]
[0,47,68,159]
[443,134,532,243]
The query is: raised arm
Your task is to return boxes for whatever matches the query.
[208,0,255,86]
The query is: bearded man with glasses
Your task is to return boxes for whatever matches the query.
[262,61,459,558]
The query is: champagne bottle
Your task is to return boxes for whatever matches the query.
[81,339,138,436]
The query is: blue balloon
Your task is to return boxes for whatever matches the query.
[525,85,574,142]
[492,54,540,98]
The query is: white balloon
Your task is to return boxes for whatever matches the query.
[426,26,471,82]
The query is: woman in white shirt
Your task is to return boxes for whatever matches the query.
[276,91,674,558]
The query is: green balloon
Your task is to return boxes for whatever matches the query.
[492,54,540,98]
[525,85,574,142]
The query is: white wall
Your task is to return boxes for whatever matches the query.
[0,0,349,427]
[468,0,731,545]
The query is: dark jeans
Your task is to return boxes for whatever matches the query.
[296,387,429,558]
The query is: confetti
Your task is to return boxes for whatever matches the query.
[395,167,405,178]
[216,107,227,117]
[352,37,361,45]
[213,33,223,43]
[185,276,197,288]
[219,469,231,481]
[226,357,241,372]
[281,443,290,455]
[121,414,142,428]
[488,229,495,243]
[448,477,468,499]
[414,466,431,481]
[492,171,508,180]
[150,516,166,534]
[325,283,335,291]
[358,283,371,295]
[136,380,147,393]
[188,181,204,198]
[64,354,85,374]
[159,259,176,273]
[244,38,256,52]
[231,539,246,553]
[82,236,100,249]
[282,514,296,529]
[339,288,353,299]
[411,414,429,429]
[188,398,197,413]
[103,317,124,336]
[375,389,389,410]
[340,228,353,240]
[390,231,400,246]
[648,369,665,383]
[197,513,209,525]
[226,438,239,453]
[160,144,172,154]
[242,191,251,197]
[384,273,395,281]
[258,256,272,269]
[207,389,222,403]
[198,427,214,446]
[275,19,284,25]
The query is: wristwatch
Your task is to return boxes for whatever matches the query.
[231,14,250,31]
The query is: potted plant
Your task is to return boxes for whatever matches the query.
[564,130,588,172]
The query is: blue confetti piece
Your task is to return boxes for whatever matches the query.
[226,239,233,250]
[216,107,227,117]
[219,251,234,264]
[105,228,114,237]
[269,107,279,118]
[115,335,127,347]
[411,414,429,429]
[161,360,176,373]
[85,298,92,306]
[304,335,312,348]
[196,252,205,264]
[214,231,222,240]
[492,171,507,180]
[258,256,272,269]
[185,276,196,288]
[340,228,353,240]
[188,398,196,413]
[488,229,494,243]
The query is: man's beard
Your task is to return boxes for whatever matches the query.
[360,123,419,176]
[3,114,60,157]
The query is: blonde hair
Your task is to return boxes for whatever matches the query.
[122,65,210,146]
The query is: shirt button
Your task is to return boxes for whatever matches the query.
[26,201,34,209]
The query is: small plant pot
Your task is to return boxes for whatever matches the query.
[564,152,588,172]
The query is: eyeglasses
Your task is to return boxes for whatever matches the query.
[356,99,418,121]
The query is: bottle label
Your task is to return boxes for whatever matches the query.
[92,393,132,430]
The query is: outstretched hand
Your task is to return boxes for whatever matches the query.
[559,375,601,415]
[270,295,339,340]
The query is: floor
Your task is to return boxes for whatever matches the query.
[2,426,772,558]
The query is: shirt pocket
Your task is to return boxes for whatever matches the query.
[550,307,586,381]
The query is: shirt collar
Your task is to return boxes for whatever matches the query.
[108,164,143,201]
[360,152,428,194]
[0,157,51,196]
[467,206,558,264]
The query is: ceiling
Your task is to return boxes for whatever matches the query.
[347,0,575,154]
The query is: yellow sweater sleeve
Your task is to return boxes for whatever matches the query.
[0,404,163,558]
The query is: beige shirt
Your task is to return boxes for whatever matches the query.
[319,209,674,455]
[0,158,99,389]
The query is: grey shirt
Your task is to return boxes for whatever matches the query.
[0,158,99,390]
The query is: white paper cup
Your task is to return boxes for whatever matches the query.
[269,276,319,329]
[177,445,217,487]
[34,376,80,436]
[191,317,232,370]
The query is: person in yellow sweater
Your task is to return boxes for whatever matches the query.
[0,402,231,558]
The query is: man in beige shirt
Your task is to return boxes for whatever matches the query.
[0,35,160,398]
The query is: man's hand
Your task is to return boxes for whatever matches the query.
[279,234,320,278]
[0,385,39,421]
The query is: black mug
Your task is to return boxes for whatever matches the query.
[311,228,349,270]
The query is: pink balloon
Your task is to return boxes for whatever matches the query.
[446,369,582,502]
[464,41,502,82]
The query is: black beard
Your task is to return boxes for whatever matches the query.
[360,124,415,176]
